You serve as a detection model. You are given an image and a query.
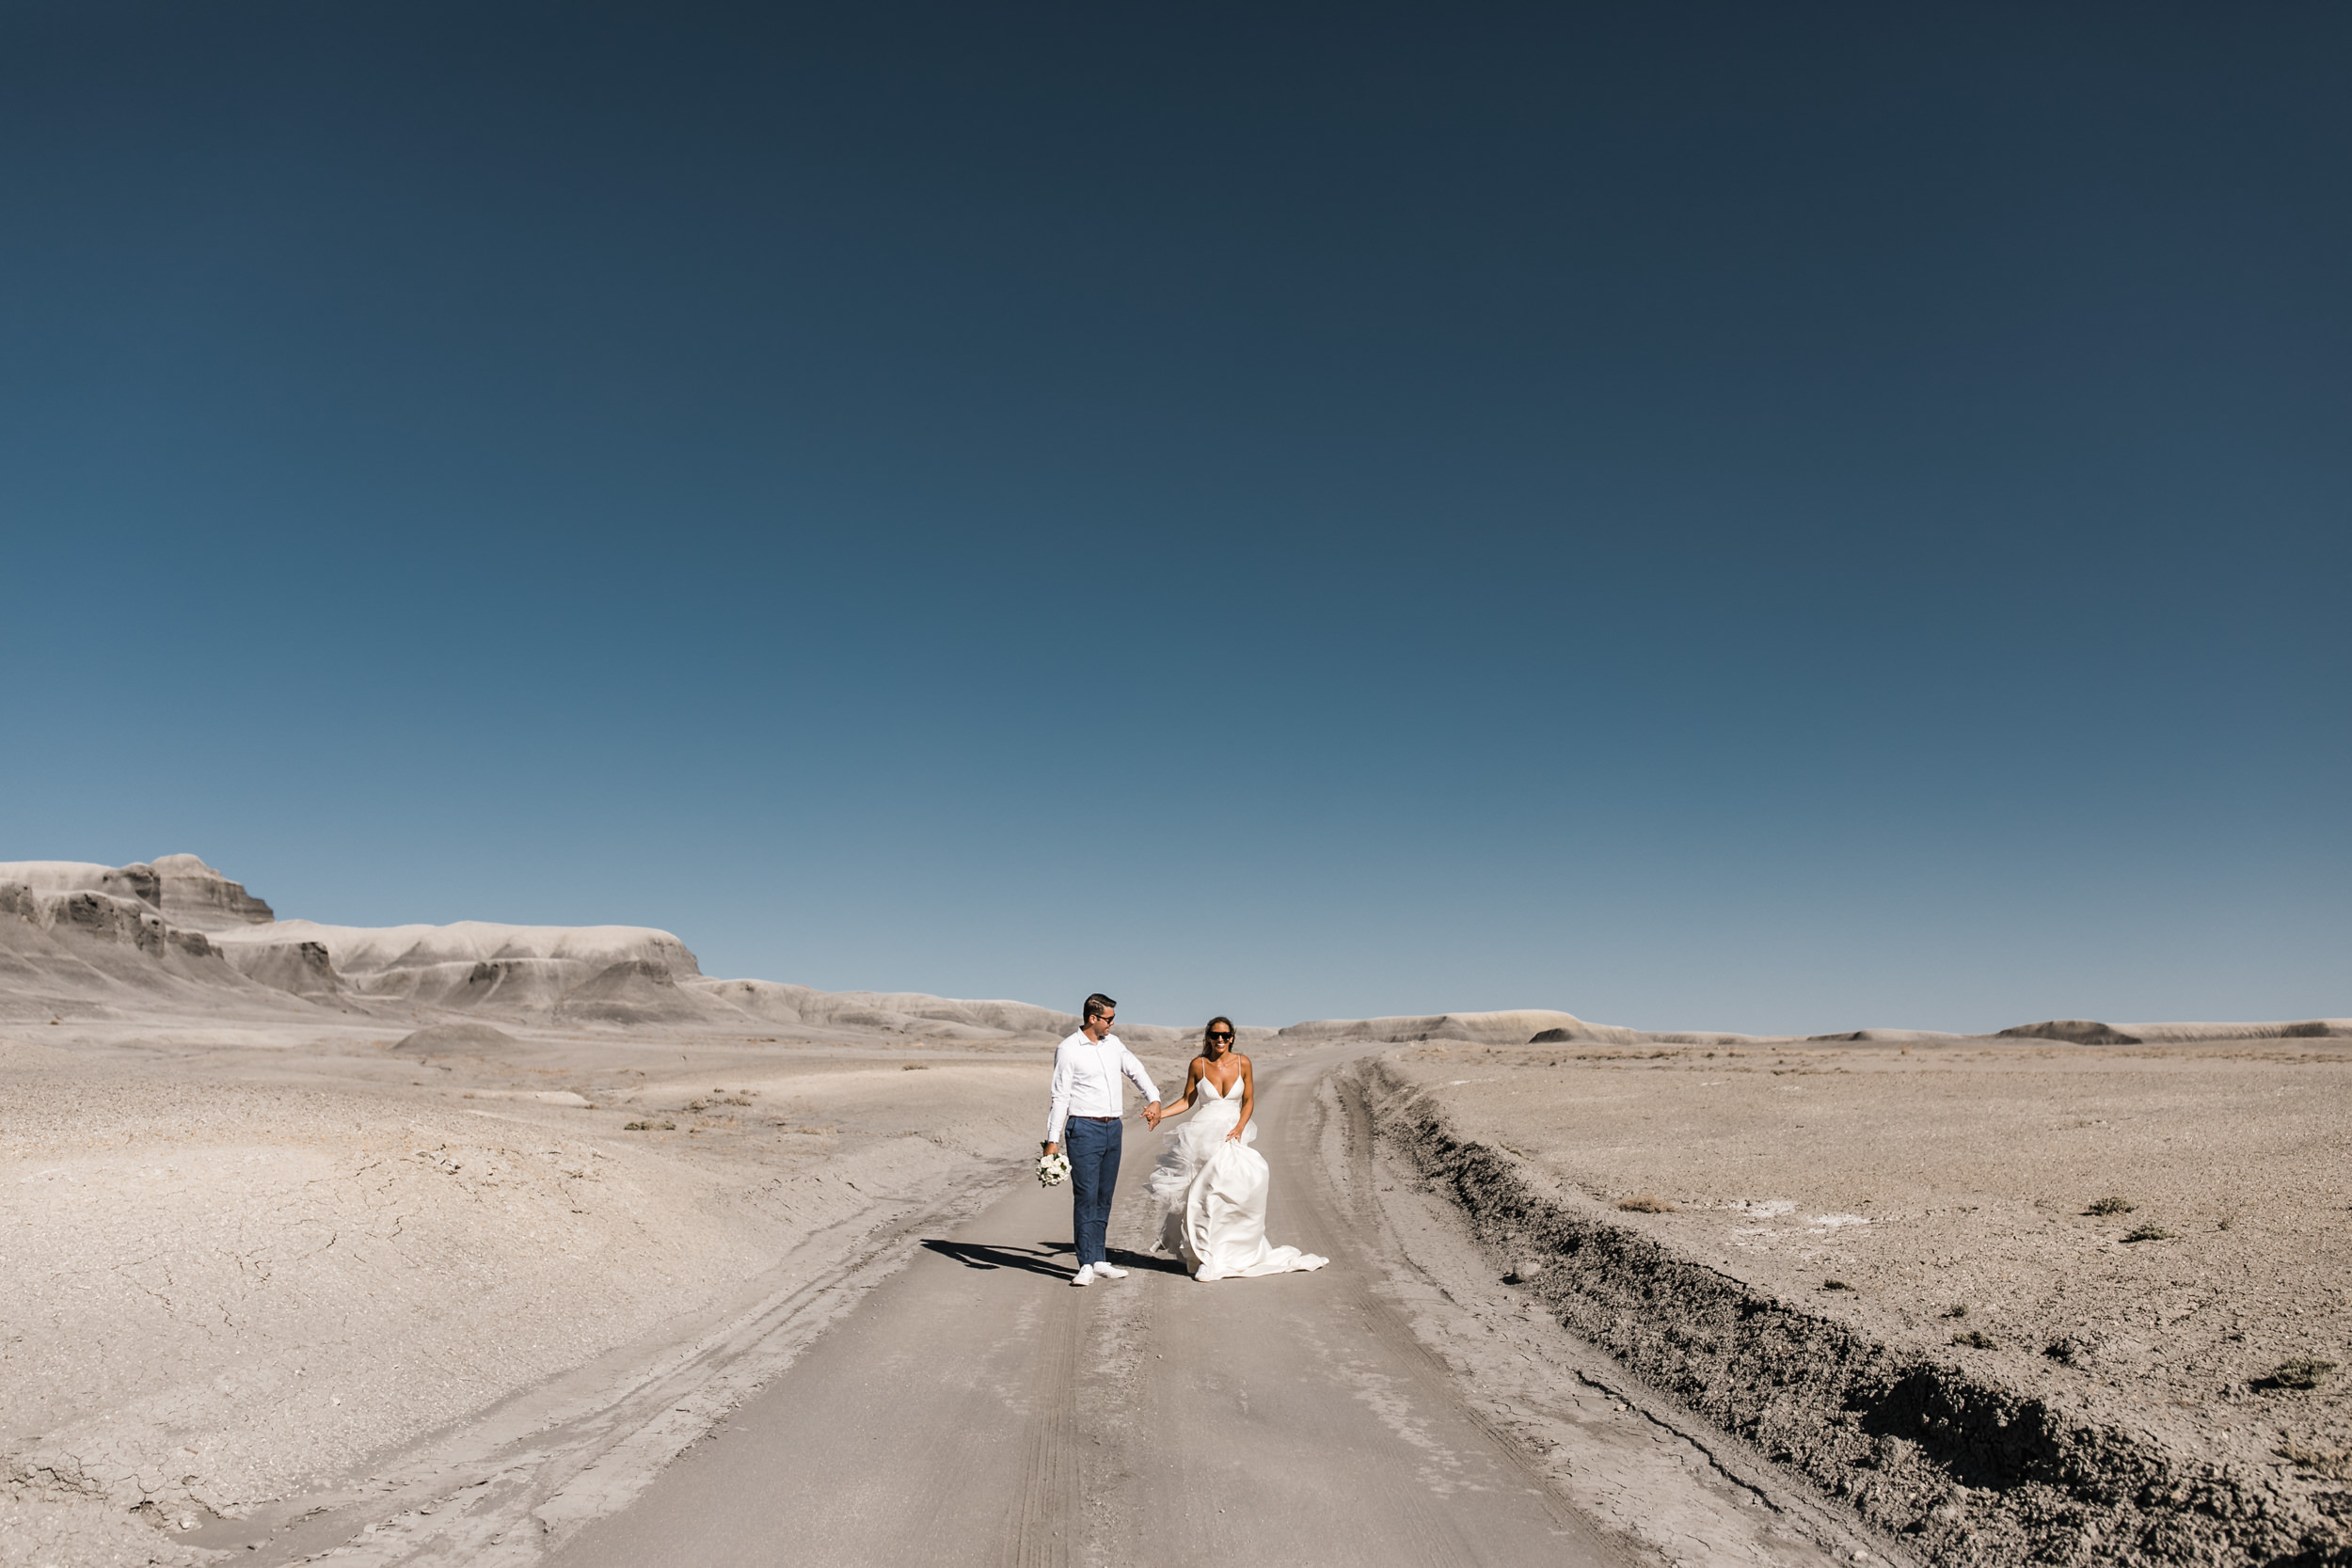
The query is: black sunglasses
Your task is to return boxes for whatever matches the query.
[1206,1030,1234,1042]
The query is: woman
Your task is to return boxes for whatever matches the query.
[1144,1017,1328,1281]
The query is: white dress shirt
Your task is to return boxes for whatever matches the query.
[1044,1029,1160,1145]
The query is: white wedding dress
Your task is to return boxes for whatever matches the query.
[1147,1072,1328,1281]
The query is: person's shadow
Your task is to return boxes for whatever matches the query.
[919,1239,1074,1278]
[919,1239,1187,1277]
[1117,1250,1189,1275]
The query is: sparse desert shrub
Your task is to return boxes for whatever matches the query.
[1942,1303,1968,1319]
[1951,1329,1998,1350]
[1821,1278,1852,1291]
[1616,1195,1675,1213]
[622,1118,676,1132]
[2122,1224,2175,1243]
[901,1064,929,1070]
[2044,1335,2087,1365]
[2263,1357,2340,1392]
[2275,1440,2352,1478]
[2085,1196,2136,1215]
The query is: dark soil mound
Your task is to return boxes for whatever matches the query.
[1994,1020,2141,1045]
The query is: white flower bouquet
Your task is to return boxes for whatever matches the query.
[1037,1149,1071,1188]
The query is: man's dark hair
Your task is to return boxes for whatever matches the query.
[1083,992,1118,1022]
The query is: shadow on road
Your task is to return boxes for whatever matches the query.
[919,1240,1073,1277]
[1108,1249,1188,1275]
[918,1239,1191,1278]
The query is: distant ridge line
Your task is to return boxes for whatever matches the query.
[3,855,2344,1045]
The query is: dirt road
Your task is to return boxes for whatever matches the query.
[546,1055,1628,1568]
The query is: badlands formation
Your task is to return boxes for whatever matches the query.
[3,856,2346,1568]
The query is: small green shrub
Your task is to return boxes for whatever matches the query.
[2085,1196,2135,1216]
[2264,1358,2339,1392]
[1952,1329,1998,1350]
[2122,1224,2175,1243]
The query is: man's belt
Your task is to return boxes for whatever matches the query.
[1071,1114,1120,1121]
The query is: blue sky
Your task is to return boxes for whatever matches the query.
[4,3,2346,1034]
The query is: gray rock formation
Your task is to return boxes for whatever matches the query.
[3,855,1114,1041]
[150,852,275,929]
[0,860,163,909]
[391,1021,520,1053]
[221,938,342,1000]
[0,877,312,1023]
[558,958,718,1025]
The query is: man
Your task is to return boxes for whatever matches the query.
[1042,992,1161,1287]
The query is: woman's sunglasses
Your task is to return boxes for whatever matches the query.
[1206,1030,1234,1042]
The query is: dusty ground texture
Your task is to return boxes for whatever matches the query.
[0,854,1262,1568]
[1365,1039,2352,1566]
[0,1021,1053,1567]
[530,1047,1886,1568]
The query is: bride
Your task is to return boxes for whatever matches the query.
[1143,1018,1328,1281]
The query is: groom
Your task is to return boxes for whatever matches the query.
[1042,993,1161,1287]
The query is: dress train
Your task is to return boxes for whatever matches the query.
[1145,1076,1327,1281]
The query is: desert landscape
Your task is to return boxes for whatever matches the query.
[4,855,2344,1567]
[16,0,2348,1559]
[1362,1034,2352,1564]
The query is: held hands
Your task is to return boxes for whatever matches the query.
[1141,1101,1164,1130]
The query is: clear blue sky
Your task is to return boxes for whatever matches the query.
[4,4,2345,1035]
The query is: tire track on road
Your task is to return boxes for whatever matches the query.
[1001,1276,1082,1568]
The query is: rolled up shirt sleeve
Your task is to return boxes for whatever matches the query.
[1044,1039,1078,1145]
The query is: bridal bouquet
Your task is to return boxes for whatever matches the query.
[1037,1149,1071,1188]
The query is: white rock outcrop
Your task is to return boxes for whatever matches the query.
[3,855,1115,1039]
[150,852,276,929]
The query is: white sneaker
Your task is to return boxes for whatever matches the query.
[1092,1262,1128,1279]
[1071,1264,1094,1287]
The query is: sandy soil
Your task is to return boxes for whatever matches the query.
[0,853,1263,1566]
[0,1020,1046,1567]
[1367,1038,2352,1565]
[532,1049,1897,1568]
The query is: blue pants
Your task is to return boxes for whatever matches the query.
[1065,1116,1121,1267]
